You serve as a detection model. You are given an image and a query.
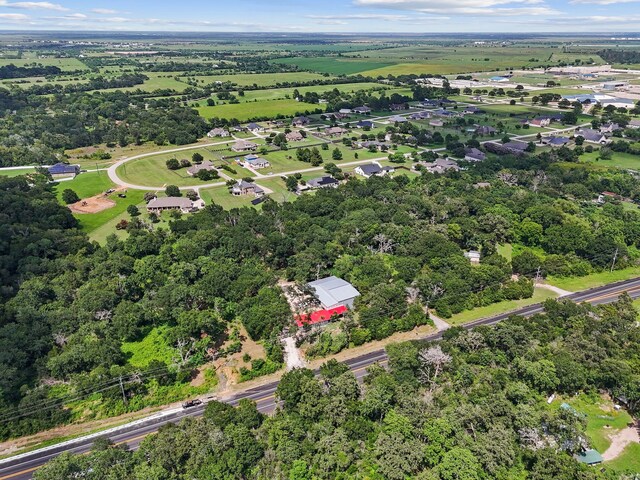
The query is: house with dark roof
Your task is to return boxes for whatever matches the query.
[389,115,408,123]
[292,116,310,127]
[485,141,529,156]
[245,122,265,133]
[410,111,431,120]
[307,176,339,189]
[474,125,497,136]
[576,128,609,144]
[353,106,372,115]
[357,140,388,151]
[357,120,374,129]
[307,276,361,309]
[355,162,384,178]
[544,136,571,147]
[48,163,80,178]
[464,148,486,162]
[421,157,460,174]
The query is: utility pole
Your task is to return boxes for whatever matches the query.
[534,266,542,285]
[610,247,619,273]
[119,375,127,405]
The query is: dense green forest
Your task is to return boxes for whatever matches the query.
[1,147,640,440]
[33,295,640,479]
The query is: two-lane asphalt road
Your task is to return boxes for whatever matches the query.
[3,276,640,480]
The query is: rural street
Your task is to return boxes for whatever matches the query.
[2,276,640,480]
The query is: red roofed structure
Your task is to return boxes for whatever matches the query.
[295,305,348,327]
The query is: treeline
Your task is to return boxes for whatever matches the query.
[0,89,209,158]
[598,49,640,65]
[0,64,62,79]
[17,73,148,96]
[34,296,640,480]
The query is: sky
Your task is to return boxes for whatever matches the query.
[0,0,639,33]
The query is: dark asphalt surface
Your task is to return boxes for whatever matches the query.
[2,276,640,480]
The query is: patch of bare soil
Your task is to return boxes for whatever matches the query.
[68,191,121,214]
[602,422,640,461]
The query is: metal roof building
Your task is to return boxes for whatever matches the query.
[307,276,360,309]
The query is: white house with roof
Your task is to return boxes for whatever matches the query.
[307,276,361,309]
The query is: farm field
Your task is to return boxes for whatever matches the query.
[197,98,323,121]
[91,72,191,93]
[217,82,389,103]
[0,56,88,71]
[272,56,394,75]
[179,72,330,87]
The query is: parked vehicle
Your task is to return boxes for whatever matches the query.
[182,399,202,409]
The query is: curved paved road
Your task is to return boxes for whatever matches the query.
[2,276,640,480]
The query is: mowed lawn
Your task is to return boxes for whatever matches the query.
[547,266,640,292]
[197,99,321,121]
[446,288,558,326]
[606,443,640,472]
[0,167,36,177]
[581,150,640,170]
[52,171,114,202]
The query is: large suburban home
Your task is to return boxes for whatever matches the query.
[421,157,460,174]
[187,160,215,176]
[307,276,361,309]
[389,115,408,123]
[285,131,304,142]
[474,125,497,136]
[409,111,431,120]
[576,128,609,144]
[207,127,230,138]
[48,162,80,178]
[147,197,201,214]
[543,136,571,147]
[485,141,529,156]
[464,147,486,162]
[231,140,258,152]
[355,163,383,178]
[357,140,388,151]
[528,117,551,127]
[324,126,348,137]
[599,122,621,134]
[292,116,310,127]
[353,106,372,115]
[357,120,374,129]
[231,180,265,197]
[245,122,265,133]
[242,154,270,169]
[307,175,339,189]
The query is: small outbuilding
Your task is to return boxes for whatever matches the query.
[307,276,361,309]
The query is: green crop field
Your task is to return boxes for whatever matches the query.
[272,57,394,75]
[0,56,88,71]
[217,82,388,103]
[197,98,320,121]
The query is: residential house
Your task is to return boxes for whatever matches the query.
[357,140,388,151]
[429,119,444,127]
[464,106,480,114]
[207,127,230,138]
[543,136,571,147]
[629,119,640,129]
[231,180,265,197]
[464,148,486,162]
[390,103,408,111]
[474,125,497,136]
[353,106,372,115]
[308,276,361,309]
[285,131,304,142]
[486,141,529,156]
[242,154,270,169]
[357,120,374,129]
[388,115,408,123]
[599,122,621,134]
[574,449,603,466]
[528,117,551,127]
[409,111,431,120]
[307,176,339,189]
[231,140,258,152]
[355,162,393,178]
[292,116,310,127]
[187,160,215,176]
[147,197,201,214]
[576,128,609,144]
[48,162,80,178]
[464,250,481,265]
[339,108,352,115]
[245,122,265,133]
[325,126,348,137]
[421,157,460,174]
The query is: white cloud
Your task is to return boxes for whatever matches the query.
[353,0,558,15]
[307,13,449,21]
[91,8,119,14]
[570,0,638,3]
[0,12,28,20]
[6,1,68,10]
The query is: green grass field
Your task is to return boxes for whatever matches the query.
[606,443,640,472]
[181,72,329,87]
[447,288,558,325]
[548,266,640,292]
[581,150,640,170]
[52,171,114,202]
[0,57,88,71]
[0,167,36,177]
[197,98,321,121]
[272,57,393,75]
